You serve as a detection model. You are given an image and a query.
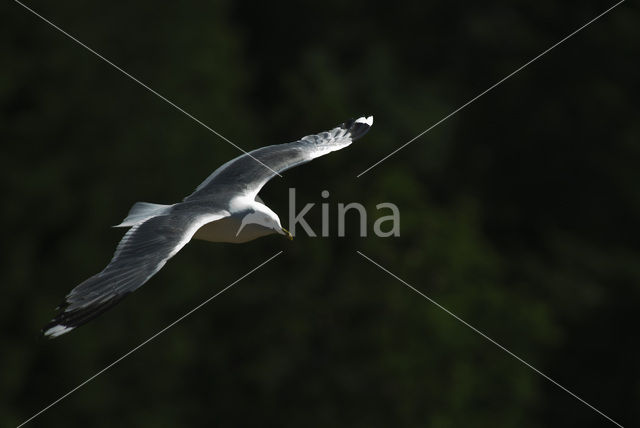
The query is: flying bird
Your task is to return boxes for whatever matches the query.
[43,116,373,338]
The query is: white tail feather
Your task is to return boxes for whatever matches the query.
[114,202,172,227]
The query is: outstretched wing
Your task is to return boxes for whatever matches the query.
[43,212,228,338]
[185,116,373,201]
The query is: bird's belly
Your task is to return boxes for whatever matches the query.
[193,216,273,243]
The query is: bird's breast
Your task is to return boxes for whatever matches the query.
[192,215,274,243]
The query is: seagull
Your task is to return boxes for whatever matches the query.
[43,116,373,338]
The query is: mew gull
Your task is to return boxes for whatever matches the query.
[43,116,374,338]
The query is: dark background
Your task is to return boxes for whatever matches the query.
[2,1,638,426]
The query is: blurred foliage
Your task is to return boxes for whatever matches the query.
[2,0,639,427]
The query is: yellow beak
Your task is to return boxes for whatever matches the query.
[282,227,293,241]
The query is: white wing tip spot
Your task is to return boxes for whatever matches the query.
[44,324,74,338]
[355,116,374,126]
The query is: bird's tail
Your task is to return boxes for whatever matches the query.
[114,202,173,228]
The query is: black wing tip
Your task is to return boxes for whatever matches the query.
[41,300,73,338]
[340,115,373,141]
[42,293,130,339]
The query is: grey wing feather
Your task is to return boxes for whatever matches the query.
[185,116,373,201]
[43,212,227,337]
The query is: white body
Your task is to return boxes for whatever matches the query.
[194,198,285,243]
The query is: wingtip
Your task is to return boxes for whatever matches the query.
[355,115,373,126]
[42,324,74,339]
[341,115,373,140]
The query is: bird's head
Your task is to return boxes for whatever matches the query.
[237,205,293,240]
[259,201,293,240]
[268,210,293,241]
